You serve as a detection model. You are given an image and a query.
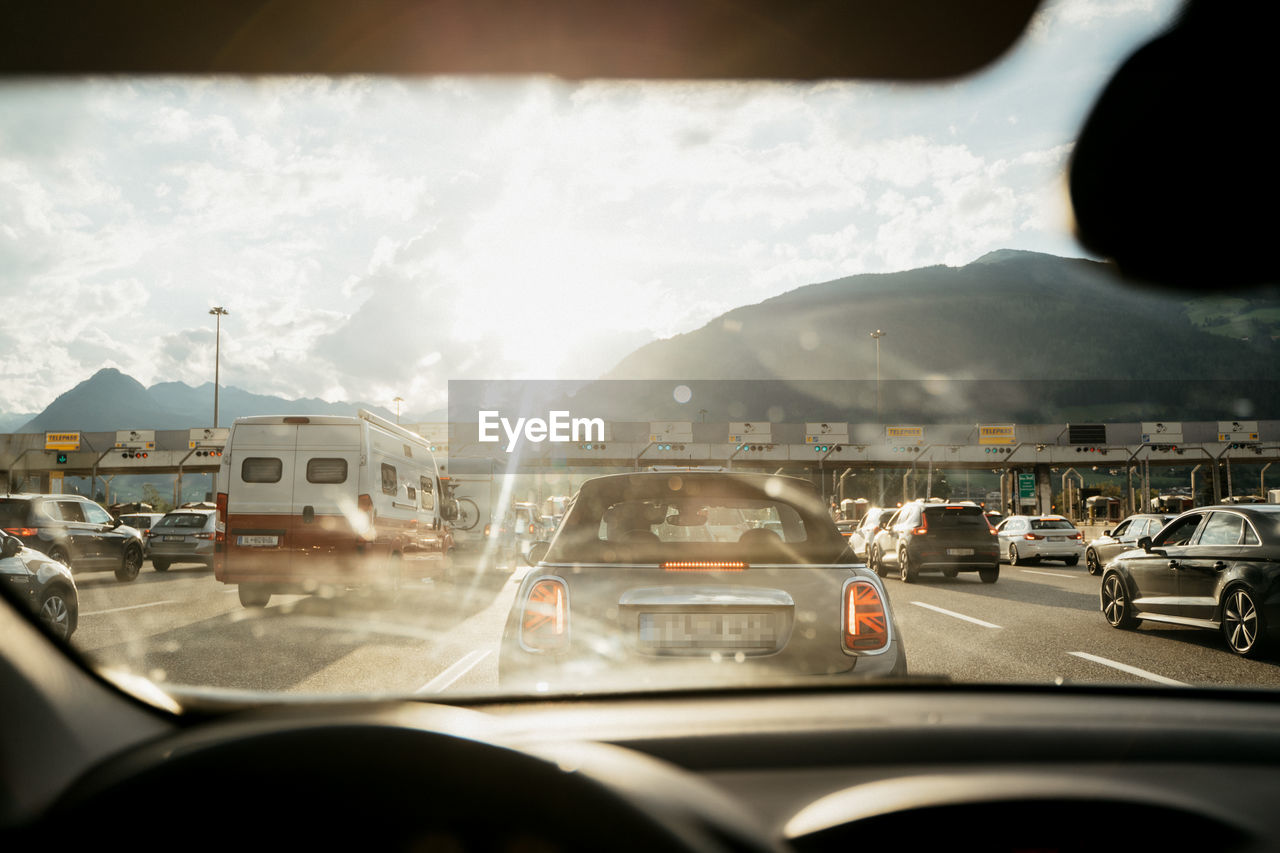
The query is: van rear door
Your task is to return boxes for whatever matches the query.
[225,422,297,579]
[290,424,363,575]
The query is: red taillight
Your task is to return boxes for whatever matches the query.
[1024,533,1044,540]
[358,493,374,519]
[215,492,228,543]
[843,580,889,652]
[483,523,491,537]
[4,527,38,537]
[661,561,747,572]
[528,523,536,534]
[521,578,568,651]
[1071,532,1083,540]
[912,517,928,536]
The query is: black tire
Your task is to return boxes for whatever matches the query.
[942,568,958,578]
[1085,548,1102,576]
[1222,586,1268,658]
[454,498,481,531]
[38,587,75,639]
[899,548,917,583]
[48,546,70,569]
[869,546,887,578]
[1064,556,1079,567]
[238,584,272,608]
[1008,543,1022,566]
[152,558,171,572]
[1101,572,1137,629]
[115,545,142,582]
[978,565,999,584]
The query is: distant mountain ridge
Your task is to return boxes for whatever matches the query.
[606,249,1280,382]
[12,369,414,434]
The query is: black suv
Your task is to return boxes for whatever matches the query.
[0,493,145,582]
[868,501,1001,583]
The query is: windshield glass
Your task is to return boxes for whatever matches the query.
[11,0,1278,702]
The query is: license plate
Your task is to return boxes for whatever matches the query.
[162,535,184,542]
[947,548,974,556]
[1049,536,1065,542]
[237,535,279,547]
[638,612,777,649]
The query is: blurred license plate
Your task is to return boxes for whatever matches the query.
[1049,536,1065,542]
[947,548,974,556]
[639,612,776,649]
[162,535,184,542]
[237,535,278,547]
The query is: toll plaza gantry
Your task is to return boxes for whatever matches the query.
[438,418,1280,516]
[4,419,1278,516]
[1,427,228,503]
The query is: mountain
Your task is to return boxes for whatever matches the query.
[606,249,1279,383]
[15,369,405,434]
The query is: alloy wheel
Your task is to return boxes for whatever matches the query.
[1101,574,1136,629]
[1223,588,1262,656]
[40,592,71,639]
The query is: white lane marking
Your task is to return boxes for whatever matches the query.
[1020,569,1077,579]
[1069,651,1187,686]
[414,649,491,695]
[81,599,177,616]
[910,601,1002,629]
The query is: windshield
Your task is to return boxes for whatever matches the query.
[11,0,1277,702]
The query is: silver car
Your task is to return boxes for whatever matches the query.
[500,471,905,692]
[996,515,1085,566]
[1084,513,1176,575]
[147,509,218,572]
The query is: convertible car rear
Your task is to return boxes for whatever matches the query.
[499,471,906,691]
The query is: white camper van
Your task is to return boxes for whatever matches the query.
[215,410,453,608]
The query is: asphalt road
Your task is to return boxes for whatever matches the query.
[66,552,1280,698]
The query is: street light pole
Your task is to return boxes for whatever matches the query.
[393,396,405,424]
[869,329,885,422]
[209,306,229,427]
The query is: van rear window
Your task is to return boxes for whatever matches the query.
[242,457,283,483]
[306,458,348,484]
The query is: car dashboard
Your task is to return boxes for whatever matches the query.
[3,599,1278,853]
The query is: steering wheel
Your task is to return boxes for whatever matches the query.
[35,710,774,853]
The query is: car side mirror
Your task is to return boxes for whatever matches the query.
[440,499,459,522]
[110,517,123,528]
[1138,536,1153,552]
[1103,529,1111,537]
[525,541,550,566]
[1,537,20,558]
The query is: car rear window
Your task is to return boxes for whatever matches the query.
[548,474,850,564]
[1030,519,1076,530]
[154,513,211,530]
[241,457,283,483]
[924,506,987,527]
[0,499,31,526]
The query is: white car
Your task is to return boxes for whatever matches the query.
[995,515,1085,566]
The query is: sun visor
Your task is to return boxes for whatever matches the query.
[1,0,1039,80]
[1069,2,1279,290]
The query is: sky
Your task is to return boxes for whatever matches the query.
[0,0,1181,420]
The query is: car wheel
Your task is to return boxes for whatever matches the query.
[899,548,917,583]
[1064,556,1079,567]
[115,544,142,582]
[38,587,74,639]
[238,584,272,608]
[867,546,882,577]
[1008,543,1022,566]
[48,546,70,568]
[1101,573,1137,629]
[1222,586,1267,658]
[942,568,958,578]
[152,558,171,572]
[978,565,999,584]
[1085,548,1101,576]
